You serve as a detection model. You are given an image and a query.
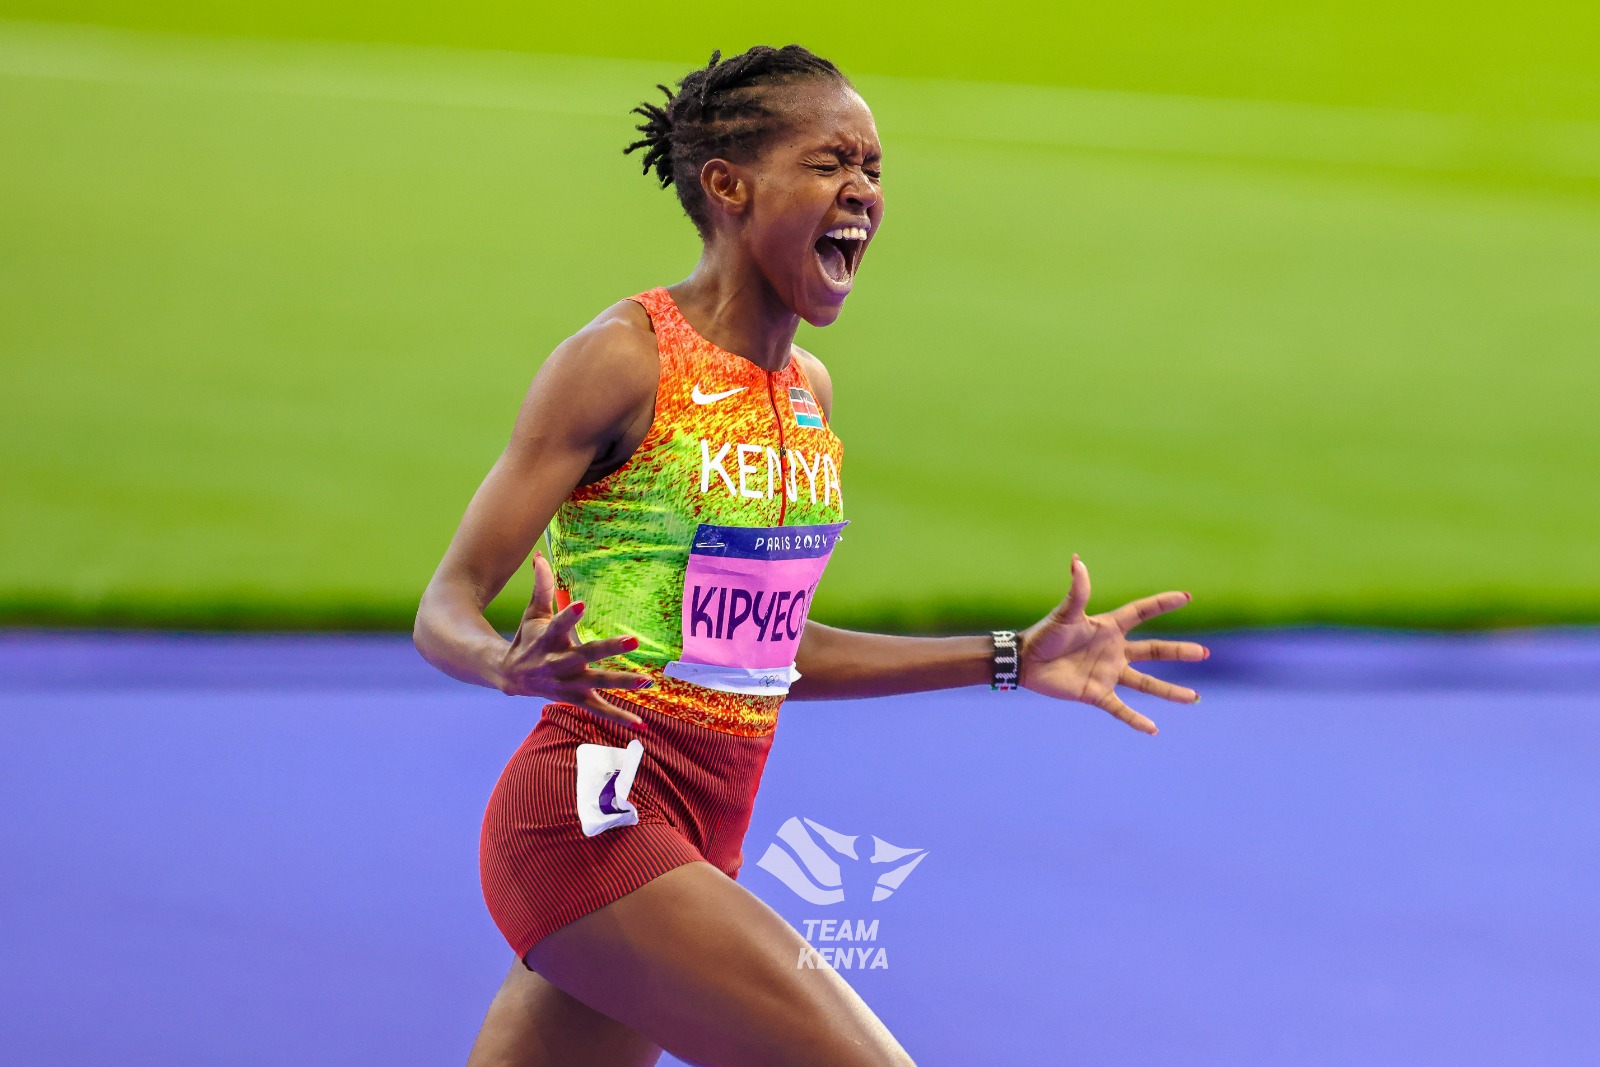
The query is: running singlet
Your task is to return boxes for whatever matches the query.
[547,287,846,738]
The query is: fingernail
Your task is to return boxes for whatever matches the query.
[632,719,649,732]
[634,678,653,689]
[623,636,640,651]
[571,601,586,617]
[1193,694,1202,704]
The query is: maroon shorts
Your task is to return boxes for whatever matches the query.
[480,696,775,960]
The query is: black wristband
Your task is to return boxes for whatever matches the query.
[990,630,1019,691]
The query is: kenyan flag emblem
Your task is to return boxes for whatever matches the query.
[789,386,824,428]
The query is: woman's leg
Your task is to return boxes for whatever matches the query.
[526,860,916,1067]
[465,959,663,1067]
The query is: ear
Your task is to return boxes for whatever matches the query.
[699,158,751,221]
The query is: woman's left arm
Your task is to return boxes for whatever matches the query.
[789,351,1208,733]
[789,626,992,698]
[790,558,1208,733]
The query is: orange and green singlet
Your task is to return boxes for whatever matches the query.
[548,287,846,738]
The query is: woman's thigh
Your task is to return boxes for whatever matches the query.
[526,860,916,1067]
[466,959,662,1067]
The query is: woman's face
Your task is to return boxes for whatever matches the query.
[727,80,884,327]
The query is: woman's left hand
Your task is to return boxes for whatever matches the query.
[1018,554,1208,735]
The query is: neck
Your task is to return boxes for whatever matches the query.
[668,242,799,373]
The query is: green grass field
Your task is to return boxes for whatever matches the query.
[3,19,1598,632]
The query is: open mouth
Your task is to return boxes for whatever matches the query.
[813,224,869,290]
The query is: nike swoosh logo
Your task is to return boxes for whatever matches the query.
[691,384,747,405]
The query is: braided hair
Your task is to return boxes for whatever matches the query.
[625,45,847,235]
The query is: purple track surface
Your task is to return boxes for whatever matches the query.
[2,630,1597,1065]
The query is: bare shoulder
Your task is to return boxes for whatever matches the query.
[512,299,658,448]
[791,345,834,421]
[543,298,658,390]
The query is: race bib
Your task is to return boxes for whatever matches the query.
[664,521,848,696]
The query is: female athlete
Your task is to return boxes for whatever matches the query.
[414,44,1207,1067]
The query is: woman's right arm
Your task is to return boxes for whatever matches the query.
[413,303,659,726]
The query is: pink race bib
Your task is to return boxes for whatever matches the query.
[663,521,847,695]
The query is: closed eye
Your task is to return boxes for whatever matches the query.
[811,163,882,181]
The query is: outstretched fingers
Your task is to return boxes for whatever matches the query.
[1110,591,1192,634]
[537,599,586,648]
[1049,554,1092,624]
[572,690,645,727]
[520,550,557,627]
[1126,639,1209,663]
[1120,666,1200,705]
[573,634,641,663]
[1095,691,1158,735]
[581,668,655,692]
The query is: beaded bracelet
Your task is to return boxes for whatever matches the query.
[990,630,1020,691]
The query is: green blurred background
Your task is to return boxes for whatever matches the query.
[2,4,1597,633]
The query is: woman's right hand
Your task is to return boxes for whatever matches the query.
[498,551,654,727]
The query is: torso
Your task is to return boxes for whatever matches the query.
[549,287,846,737]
